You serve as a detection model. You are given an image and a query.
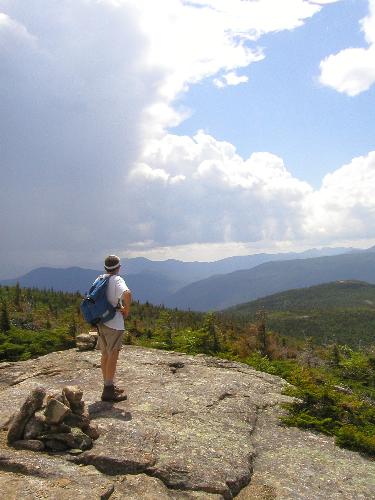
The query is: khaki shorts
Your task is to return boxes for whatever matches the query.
[96,323,124,354]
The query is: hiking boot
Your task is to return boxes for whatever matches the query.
[101,385,127,402]
[114,385,125,394]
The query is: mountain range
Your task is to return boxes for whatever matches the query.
[107,246,353,284]
[1,246,375,310]
[165,249,375,310]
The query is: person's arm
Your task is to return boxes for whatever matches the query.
[120,289,132,318]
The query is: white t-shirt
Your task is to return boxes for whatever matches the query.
[95,274,130,330]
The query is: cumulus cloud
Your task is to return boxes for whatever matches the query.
[304,151,375,240]
[319,0,375,96]
[127,131,313,246]
[127,134,375,256]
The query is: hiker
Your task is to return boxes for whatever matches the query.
[95,255,132,402]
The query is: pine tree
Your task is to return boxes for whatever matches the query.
[330,343,341,367]
[14,282,21,309]
[302,336,315,367]
[256,309,268,357]
[0,301,11,332]
[202,312,220,353]
[155,311,173,349]
[67,317,77,337]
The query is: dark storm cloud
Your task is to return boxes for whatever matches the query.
[0,0,165,275]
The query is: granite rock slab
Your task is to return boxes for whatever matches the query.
[0,346,374,499]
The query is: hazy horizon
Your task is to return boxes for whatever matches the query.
[2,242,375,281]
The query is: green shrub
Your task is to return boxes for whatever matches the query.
[244,352,277,374]
[281,365,375,456]
[336,425,375,455]
[281,412,335,435]
[339,352,372,381]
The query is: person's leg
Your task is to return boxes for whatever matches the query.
[100,325,127,401]
[103,327,124,385]
[101,350,109,382]
[101,352,127,401]
[105,349,120,383]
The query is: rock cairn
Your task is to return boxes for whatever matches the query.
[76,331,98,351]
[7,386,99,454]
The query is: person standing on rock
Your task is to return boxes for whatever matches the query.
[94,255,131,402]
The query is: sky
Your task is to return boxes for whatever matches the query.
[1,0,375,277]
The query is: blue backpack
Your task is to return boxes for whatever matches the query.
[80,275,117,326]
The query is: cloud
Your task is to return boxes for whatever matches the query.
[309,0,342,4]
[127,133,375,255]
[0,0,160,273]
[127,131,313,246]
[319,0,375,96]
[304,151,375,240]
[0,0,360,276]
[213,71,249,88]
[134,0,328,131]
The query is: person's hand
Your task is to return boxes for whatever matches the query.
[120,306,130,318]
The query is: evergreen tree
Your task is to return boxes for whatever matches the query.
[302,336,315,367]
[155,311,174,349]
[330,343,341,367]
[0,302,11,332]
[14,281,21,308]
[256,309,268,357]
[67,317,77,337]
[202,312,220,353]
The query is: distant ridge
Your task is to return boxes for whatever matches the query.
[222,280,375,346]
[0,267,98,293]
[0,246,367,308]
[164,249,375,311]
[0,266,182,305]
[120,247,354,284]
[225,280,375,314]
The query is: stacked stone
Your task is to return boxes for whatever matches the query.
[7,386,100,454]
[76,331,98,351]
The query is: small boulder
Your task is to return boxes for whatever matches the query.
[40,432,76,448]
[7,387,46,444]
[44,399,70,425]
[64,413,90,429]
[44,439,69,452]
[68,448,83,455]
[23,412,46,440]
[76,332,98,351]
[13,439,45,451]
[71,427,93,451]
[62,386,83,406]
[47,391,70,407]
[48,422,71,434]
[70,400,88,417]
[82,422,100,440]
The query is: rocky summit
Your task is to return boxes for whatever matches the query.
[0,347,374,499]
